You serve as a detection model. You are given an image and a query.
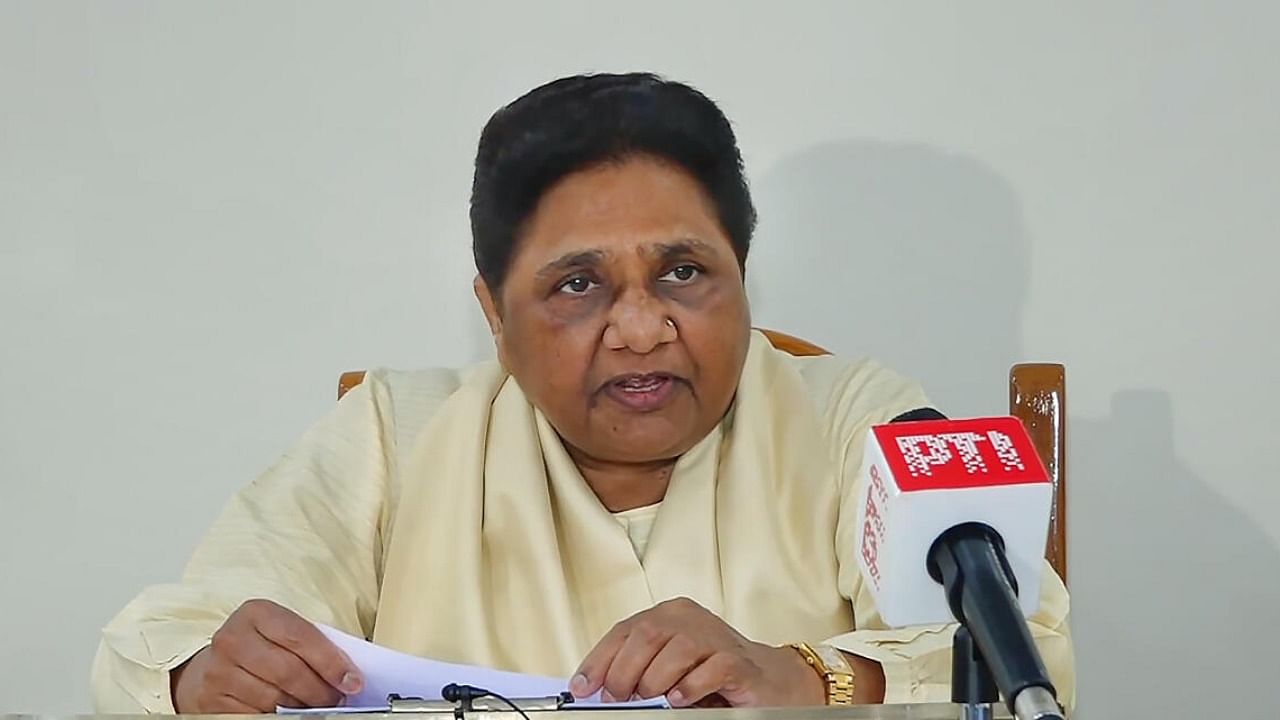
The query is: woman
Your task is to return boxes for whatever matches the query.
[93,73,1074,712]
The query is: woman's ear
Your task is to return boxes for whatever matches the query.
[473,275,503,338]
[474,276,513,369]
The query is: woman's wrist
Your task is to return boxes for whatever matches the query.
[783,643,888,705]
[840,651,887,704]
[779,645,827,705]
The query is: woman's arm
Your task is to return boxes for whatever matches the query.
[91,375,402,712]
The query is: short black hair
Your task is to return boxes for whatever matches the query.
[470,72,756,290]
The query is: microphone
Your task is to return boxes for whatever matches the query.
[440,684,535,720]
[856,409,1062,720]
[440,683,486,703]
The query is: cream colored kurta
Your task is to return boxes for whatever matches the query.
[92,332,1075,712]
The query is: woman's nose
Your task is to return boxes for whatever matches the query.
[602,291,676,353]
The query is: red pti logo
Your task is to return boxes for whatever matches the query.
[860,464,889,589]
[873,417,1048,491]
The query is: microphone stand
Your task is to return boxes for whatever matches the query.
[951,625,998,720]
[929,523,1065,720]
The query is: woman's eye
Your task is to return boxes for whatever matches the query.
[660,265,701,283]
[557,276,597,295]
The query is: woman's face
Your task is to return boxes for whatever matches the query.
[476,155,751,464]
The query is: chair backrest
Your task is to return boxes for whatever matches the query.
[336,329,1067,583]
[1009,363,1068,585]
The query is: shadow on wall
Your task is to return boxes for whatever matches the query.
[1070,391,1280,718]
[750,140,1030,415]
[751,139,1280,718]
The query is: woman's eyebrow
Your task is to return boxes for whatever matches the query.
[535,249,606,281]
[651,238,714,262]
[534,239,713,281]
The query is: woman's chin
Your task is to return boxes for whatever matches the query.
[598,428,703,465]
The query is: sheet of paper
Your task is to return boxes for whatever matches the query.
[276,624,668,713]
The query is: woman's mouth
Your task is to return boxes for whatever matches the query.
[603,373,680,412]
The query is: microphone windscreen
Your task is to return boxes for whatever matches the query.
[890,407,948,423]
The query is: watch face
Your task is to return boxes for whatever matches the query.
[815,644,854,673]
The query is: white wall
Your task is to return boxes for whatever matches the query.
[3,2,1278,717]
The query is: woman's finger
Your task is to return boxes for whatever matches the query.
[667,651,761,708]
[633,634,706,700]
[600,622,673,701]
[571,619,632,698]
[248,600,363,694]
[220,664,301,713]
[211,693,267,714]
[238,628,343,707]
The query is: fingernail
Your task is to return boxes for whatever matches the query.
[340,672,362,694]
[600,689,616,703]
[570,673,589,695]
[667,690,685,707]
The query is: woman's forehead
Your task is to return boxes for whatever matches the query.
[515,159,732,268]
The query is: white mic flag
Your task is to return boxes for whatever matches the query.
[855,415,1053,627]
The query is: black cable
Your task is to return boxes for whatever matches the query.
[478,689,532,720]
[440,683,532,720]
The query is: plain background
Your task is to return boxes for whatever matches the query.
[3,2,1279,717]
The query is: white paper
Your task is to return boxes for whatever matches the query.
[276,624,667,714]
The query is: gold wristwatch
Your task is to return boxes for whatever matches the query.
[791,642,856,705]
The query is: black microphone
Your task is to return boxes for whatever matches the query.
[890,407,948,423]
[884,409,1063,720]
[440,683,486,703]
[440,683,538,720]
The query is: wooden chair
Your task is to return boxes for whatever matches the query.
[337,329,1067,584]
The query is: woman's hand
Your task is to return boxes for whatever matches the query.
[170,599,363,713]
[569,597,824,707]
